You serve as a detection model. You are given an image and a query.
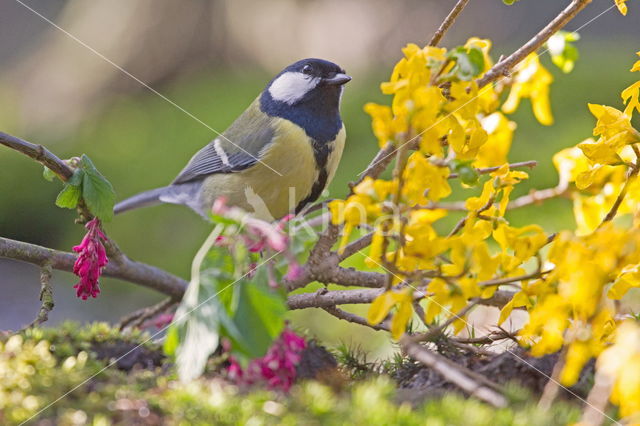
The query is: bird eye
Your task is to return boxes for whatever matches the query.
[302,64,313,75]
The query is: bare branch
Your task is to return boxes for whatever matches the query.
[598,162,639,228]
[0,237,188,298]
[0,131,73,181]
[350,142,395,192]
[401,337,508,407]
[429,0,471,47]
[447,160,538,179]
[288,286,515,310]
[451,329,516,345]
[580,371,613,426]
[118,297,177,330]
[22,263,55,330]
[508,183,570,209]
[322,306,390,332]
[338,233,373,261]
[477,0,592,88]
[411,300,480,343]
[288,287,387,310]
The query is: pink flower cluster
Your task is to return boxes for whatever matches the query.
[72,218,108,300]
[227,328,307,392]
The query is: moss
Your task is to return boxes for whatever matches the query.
[0,322,585,425]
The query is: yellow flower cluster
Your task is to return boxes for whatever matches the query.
[596,320,640,420]
[553,55,640,235]
[517,52,640,416]
[516,225,640,384]
[330,39,556,338]
[331,34,640,419]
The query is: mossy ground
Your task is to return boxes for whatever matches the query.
[1,322,590,425]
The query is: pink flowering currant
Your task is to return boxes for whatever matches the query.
[226,328,307,392]
[72,217,108,299]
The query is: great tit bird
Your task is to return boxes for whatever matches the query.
[114,58,351,221]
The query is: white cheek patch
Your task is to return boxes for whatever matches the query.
[268,72,319,104]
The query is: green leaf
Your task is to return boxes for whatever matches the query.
[55,184,82,209]
[227,274,287,360]
[79,154,116,221]
[167,249,231,381]
[444,46,485,81]
[54,169,85,209]
[502,0,519,4]
[546,31,580,74]
[458,166,480,186]
[42,166,56,182]
[450,159,480,186]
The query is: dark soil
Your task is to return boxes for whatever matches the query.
[91,340,165,371]
[395,346,594,405]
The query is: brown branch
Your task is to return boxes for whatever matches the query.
[411,300,480,343]
[427,182,569,212]
[477,0,592,88]
[508,183,570,209]
[22,263,55,331]
[479,269,551,288]
[401,337,508,407]
[429,0,471,47]
[338,232,374,261]
[288,287,387,310]
[118,297,177,330]
[580,371,613,426]
[0,131,73,181]
[0,237,188,298]
[451,329,516,345]
[447,160,538,180]
[349,142,395,192]
[287,285,515,310]
[322,306,390,332]
[598,163,639,228]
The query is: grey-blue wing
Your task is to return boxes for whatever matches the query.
[172,142,257,184]
[172,99,275,185]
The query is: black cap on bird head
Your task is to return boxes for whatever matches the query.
[263,58,351,106]
[260,58,350,143]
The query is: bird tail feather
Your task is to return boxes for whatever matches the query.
[114,187,169,215]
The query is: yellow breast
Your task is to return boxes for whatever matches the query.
[201,118,334,220]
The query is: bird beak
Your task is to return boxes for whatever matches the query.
[323,73,352,86]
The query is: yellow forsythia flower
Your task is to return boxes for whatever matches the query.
[475,112,516,168]
[614,0,628,15]
[502,53,554,125]
[596,320,640,419]
[367,288,414,339]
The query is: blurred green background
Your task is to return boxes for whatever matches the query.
[1,0,639,358]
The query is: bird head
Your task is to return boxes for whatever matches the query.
[265,58,351,107]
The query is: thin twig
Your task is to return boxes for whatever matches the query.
[598,162,639,228]
[538,346,568,410]
[507,183,570,209]
[322,306,390,332]
[479,269,551,288]
[351,142,395,191]
[477,0,592,87]
[338,232,373,261]
[451,329,515,345]
[22,263,55,330]
[580,371,613,426]
[0,131,73,181]
[411,300,480,343]
[401,337,508,407]
[447,160,538,179]
[118,297,177,330]
[429,0,471,47]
